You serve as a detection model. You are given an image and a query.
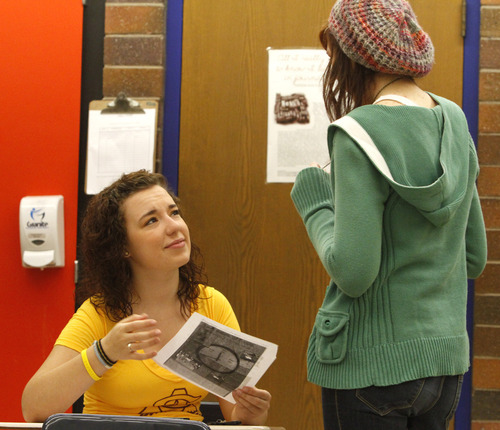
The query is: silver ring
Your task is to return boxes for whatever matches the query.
[127,342,133,352]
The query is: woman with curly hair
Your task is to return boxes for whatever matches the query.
[22,170,271,425]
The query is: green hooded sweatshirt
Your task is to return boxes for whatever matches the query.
[290,93,487,389]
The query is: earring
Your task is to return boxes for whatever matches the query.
[124,251,130,258]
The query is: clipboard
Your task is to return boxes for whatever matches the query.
[85,93,158,195]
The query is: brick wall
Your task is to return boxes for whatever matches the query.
[103,0,166,170]
[474,0,500,429]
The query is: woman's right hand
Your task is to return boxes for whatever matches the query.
[100,313,161,362]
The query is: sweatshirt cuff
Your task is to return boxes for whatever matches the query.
[290,167,333,220]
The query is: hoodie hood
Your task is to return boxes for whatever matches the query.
[329,94,478,227]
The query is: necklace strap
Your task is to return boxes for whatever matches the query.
[372,77,404,103]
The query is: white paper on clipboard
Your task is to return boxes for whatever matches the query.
[85,99,158,195]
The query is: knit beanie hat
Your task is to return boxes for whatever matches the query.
[328,0,434,77]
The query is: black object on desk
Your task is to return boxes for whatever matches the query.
[42,414,209,430]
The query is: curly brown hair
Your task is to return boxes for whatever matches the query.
[76,170,207,321]
[319,24,376,121]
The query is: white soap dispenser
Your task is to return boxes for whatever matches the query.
[19,195,65,269]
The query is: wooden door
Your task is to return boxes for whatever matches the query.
[178,1,464,429]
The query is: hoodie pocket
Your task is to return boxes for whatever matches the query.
[314,308,350,364]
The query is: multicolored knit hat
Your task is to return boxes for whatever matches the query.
[328,0,434,77]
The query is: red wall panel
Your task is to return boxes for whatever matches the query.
[0,1,82,421]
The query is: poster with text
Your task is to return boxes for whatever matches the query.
[267,48,331,183]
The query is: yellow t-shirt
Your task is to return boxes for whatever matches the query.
[55,286,240,421]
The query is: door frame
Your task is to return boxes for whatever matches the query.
[163,1,481,428]
[75,0,106,413]
[163,0,184,194]
[456,1,481,428]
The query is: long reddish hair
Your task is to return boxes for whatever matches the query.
[319,24,376,121]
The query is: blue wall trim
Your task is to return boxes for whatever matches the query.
[463,0,480,144]
[163,0,184,194]
[456,1,481,428]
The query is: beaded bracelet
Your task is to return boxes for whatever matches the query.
[96,339,117,368]
[81,348,101,381]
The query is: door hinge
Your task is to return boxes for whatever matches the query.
[74,260,79,284]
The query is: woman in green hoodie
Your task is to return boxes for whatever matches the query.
[290,1,487,429]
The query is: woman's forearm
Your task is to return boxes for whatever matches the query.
[22,346,105,422]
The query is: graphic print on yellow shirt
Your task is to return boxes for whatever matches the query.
[138,387,202,417]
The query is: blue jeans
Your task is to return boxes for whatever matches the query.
[321,375,464,430]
